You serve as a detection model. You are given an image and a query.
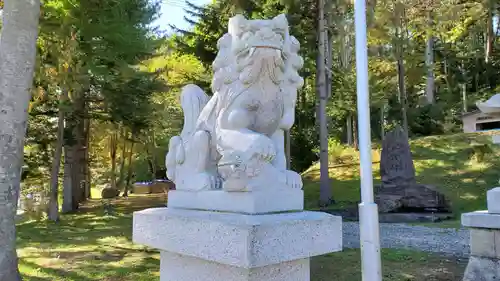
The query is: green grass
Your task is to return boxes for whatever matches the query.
[303,132,500,217]
[17,195,466,281]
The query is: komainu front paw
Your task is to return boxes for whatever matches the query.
[253,135,277,162]
[190,172,222,191]
[285,170,303,189]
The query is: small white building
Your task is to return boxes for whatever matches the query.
[462,110,500,133]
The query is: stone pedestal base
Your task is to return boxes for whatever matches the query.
[160,251,310,281]
[462,211,500,281]
[463,256,500,281]
[133,208,342,281]
[487,188,500,214]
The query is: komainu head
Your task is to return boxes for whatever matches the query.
[212,14,303,92]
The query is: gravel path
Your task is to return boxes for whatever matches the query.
[343,222,470,257]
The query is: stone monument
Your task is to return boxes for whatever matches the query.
[133,14,342,281]
[462,188,500,281]
[375,126,449,215]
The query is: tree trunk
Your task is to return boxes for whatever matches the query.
[394,2,409,136]
[325,7,333,99]
[48,90,68,222]
[380,103,385,139]
[0,0,40,279]
[150,131,157,179]
[62,146,74,213]
[485,0,494,63]
[123,140,135,197]
[460,61,467,112]
[346,113,353,145]
[485,0,494,89]
[117,132,127,190]
[353,114,359,150]
[397,57,409,135]
[72,95,85,205]
[109,132,118,189]
[425,11,434,104]
[443,54,453,96]
[83,118,91,199]
[316,0,332,207]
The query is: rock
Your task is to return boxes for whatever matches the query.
[376,127,449,213]
[376,183,449,213]
[376,194,403,213]
[101,187,119,199]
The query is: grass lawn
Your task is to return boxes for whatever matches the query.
[303,132,500,217]
[18,194,466,281]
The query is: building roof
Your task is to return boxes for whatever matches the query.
[461,109,480,117]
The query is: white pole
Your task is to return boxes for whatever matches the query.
[354,1,382,281]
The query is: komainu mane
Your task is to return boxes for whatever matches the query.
[166,14,304,192]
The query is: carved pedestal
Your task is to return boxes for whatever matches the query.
[462,188,500,281]
[167,189,304,214]
[133,208,342,281]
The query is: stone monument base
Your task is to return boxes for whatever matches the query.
[462,211,500,281]
[133,208,342,281]
[167,189,304,214]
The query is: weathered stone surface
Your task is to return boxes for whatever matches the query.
[462,211,500,229]
[160,251,310,281]
[380,126,416,186]
[470,229,500,259]
[375,127,449,213]
[375,183,449,213]
[487,187,500,214]
[133,208,342,268]
[463,256,500,281]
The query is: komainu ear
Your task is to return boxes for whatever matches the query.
[228,14,247,36]
[272,14,288,30]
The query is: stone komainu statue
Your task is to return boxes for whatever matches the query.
[166,14,304,192]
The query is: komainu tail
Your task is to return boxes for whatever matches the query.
[165,84,209,181]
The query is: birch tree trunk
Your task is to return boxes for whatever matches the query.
[0,0,40,279]
[48,90,68,222]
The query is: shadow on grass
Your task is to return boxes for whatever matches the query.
[311,249,466,281]
[17,194,166,250]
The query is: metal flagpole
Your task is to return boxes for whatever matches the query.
[354,0,383,281]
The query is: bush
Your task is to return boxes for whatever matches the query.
[327,139,358,165]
